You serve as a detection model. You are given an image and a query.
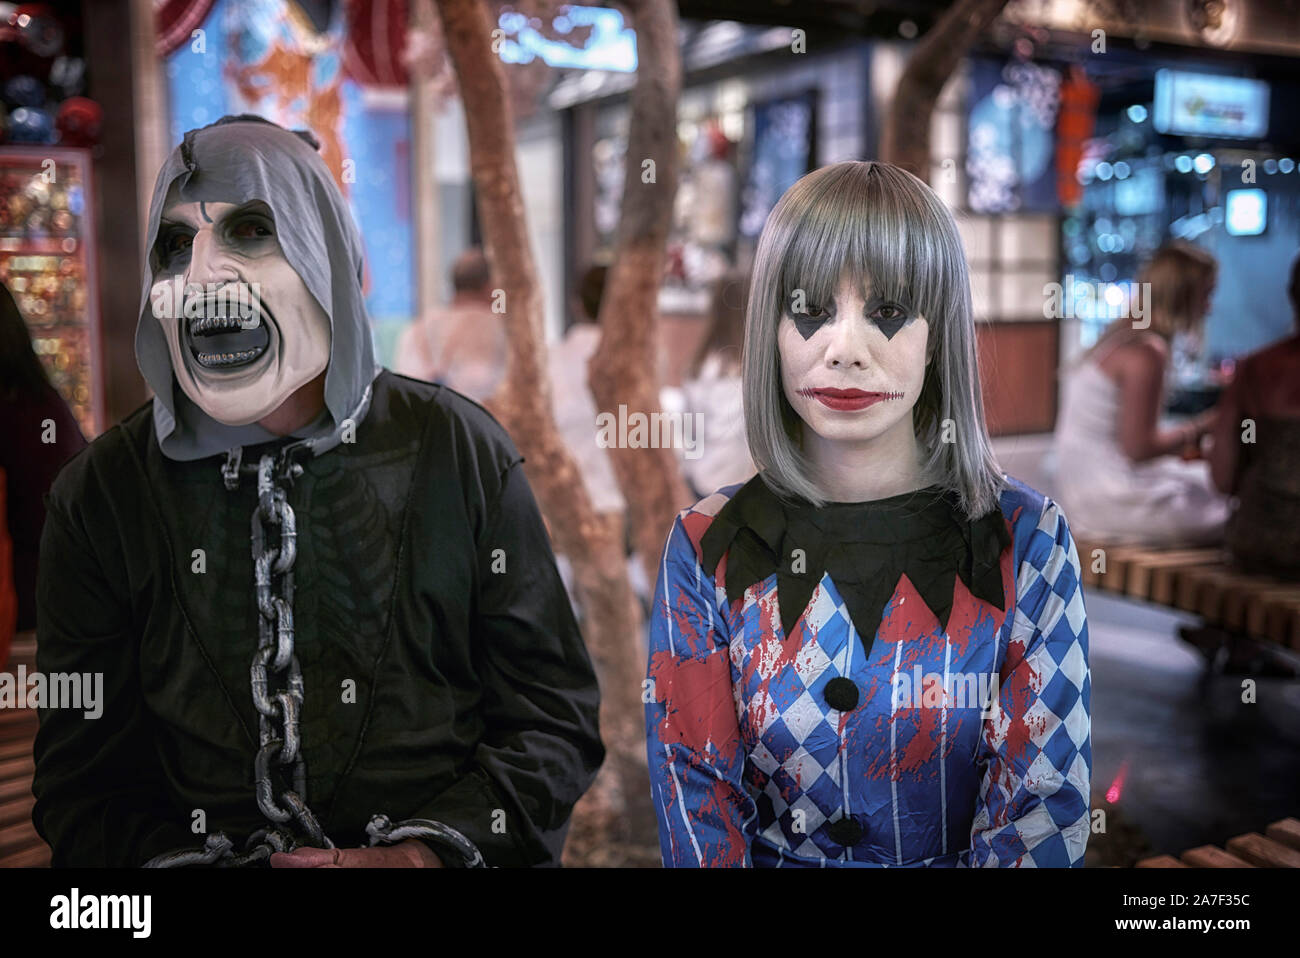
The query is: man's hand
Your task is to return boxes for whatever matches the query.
[270,839,444,868]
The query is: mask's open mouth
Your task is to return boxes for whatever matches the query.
[185,305,272,369]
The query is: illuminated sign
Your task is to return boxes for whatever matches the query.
[1225,188,1267,236]
[497,6,636,72]
[1153,70,1269,139]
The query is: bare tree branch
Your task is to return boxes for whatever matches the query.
[433,0,651,865]
[588,0,693,586]
[881,0,1011,181]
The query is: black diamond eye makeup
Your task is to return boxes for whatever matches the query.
[785,289,917,341]
[788,299,834,339]
[868,298,914,339]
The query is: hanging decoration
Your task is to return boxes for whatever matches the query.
[1056,65,1099,210]
[155,0,220,57]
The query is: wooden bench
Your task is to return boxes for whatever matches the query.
[0,635,48,868]
[1137,817,1300,867]
[1075,540,1300,657]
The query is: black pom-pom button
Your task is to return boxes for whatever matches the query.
[823,676,859,712]
[826,817,864,846]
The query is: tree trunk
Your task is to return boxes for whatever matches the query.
[433,0,652,865]
[880,0,1010,182]
[587,0,693,588]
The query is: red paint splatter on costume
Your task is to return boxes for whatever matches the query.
[945,535,1015,659]
[988,634,1046,768]
[751,588,805,680]
[648,650,739,756]
[689,778,749,867]
[897,690,945,776]
[648,636,750,866]
[680,511,714,566]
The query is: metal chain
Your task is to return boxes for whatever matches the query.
[145,430,485,868]
[247,451,331,849]
[147,445,328,867]
[366,815,487,868]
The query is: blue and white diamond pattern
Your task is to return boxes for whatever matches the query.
[971,495,1091,867]
[727,574,867,860]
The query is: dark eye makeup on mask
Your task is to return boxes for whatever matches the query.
[155,202,277,270]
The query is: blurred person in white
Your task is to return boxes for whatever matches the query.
[549,264,626,517]
[661,269,757,498]
[547,265,649,603]
[394,247,506,402]
[1052,241,1230,546]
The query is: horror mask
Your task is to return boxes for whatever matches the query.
[149,186,332,427]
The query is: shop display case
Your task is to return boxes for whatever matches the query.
[0,146,101,438]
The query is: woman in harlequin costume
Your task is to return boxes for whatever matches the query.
[644,161,1092,867]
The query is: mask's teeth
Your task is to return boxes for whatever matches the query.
[195,345,264,367]
[190,315,249,337]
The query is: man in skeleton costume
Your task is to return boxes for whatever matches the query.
[31,116,603,867]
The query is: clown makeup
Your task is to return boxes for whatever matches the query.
[743,161,1004,509]
[778,270,929,483]
[787,288,918,341]
[149,184,331,427]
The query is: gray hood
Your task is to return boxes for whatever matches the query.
[134,115,380,461]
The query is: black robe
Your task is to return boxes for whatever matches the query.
[31,369,604,866]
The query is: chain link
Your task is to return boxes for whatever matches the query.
[365,815,487,868]
[147,446,328,867]
[145,422,484,868]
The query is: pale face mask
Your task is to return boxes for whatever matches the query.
[149,184,332,427]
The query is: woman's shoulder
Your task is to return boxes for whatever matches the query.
[668,479,754,572]
[998,474,1084,572]
[1100,329,1167,375]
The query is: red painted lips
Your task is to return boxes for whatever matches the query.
[798,388,902,411]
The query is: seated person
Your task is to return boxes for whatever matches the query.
[1207,251,1300,578]
[1052,241,1230,546]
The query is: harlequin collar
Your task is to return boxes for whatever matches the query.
[699,474,1012,653]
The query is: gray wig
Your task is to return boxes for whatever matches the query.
[741,160,1004,521]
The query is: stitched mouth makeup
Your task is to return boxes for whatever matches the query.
[797,387,904,411]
